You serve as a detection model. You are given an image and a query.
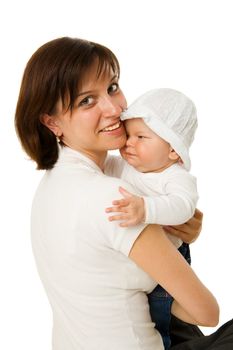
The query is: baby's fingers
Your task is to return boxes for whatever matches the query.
[112,198,129,206]
[105,206,126,213]
[119,219,138,227]
[108,214,128,222]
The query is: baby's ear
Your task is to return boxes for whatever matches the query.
[168,147,180,161]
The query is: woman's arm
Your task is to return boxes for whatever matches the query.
[129,223,219,326]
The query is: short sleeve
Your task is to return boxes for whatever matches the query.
[89,175,147,256]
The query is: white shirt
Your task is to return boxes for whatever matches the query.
[31,146,164,350]
[105,156,198,248]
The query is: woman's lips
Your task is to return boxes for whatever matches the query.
[100,121,121,132]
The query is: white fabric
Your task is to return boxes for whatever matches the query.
[105,156,198,248]
[31,146,164,350]
[121,88,197,171]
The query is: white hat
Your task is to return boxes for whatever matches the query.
[121,88,197,170]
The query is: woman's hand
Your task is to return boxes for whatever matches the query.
[163,208,203,244]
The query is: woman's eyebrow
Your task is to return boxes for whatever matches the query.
[77,90,93,97]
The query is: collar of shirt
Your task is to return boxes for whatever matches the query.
[55,145,103,174]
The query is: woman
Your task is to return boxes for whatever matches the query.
[15,37,232,349]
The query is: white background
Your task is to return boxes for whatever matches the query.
[1,0,233,349]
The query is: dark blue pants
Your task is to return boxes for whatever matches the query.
[147,243,191,350]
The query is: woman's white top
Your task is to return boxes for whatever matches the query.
[31,146,164,350]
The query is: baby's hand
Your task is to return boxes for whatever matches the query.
[105,187,145,227]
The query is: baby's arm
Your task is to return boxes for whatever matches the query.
[106,171,198,227]
[144,172,198,225]
[164,208,203,244]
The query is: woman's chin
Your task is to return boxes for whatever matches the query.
[108,136,127,151]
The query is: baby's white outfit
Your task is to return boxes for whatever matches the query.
[105,156,198,248]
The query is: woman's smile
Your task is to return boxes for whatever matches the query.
[99,121,123,133]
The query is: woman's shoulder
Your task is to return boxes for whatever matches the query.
[100,172,137,197]
[104,154,126,178]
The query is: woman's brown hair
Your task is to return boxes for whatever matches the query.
[15,37,120,170]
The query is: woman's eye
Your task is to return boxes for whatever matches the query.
[79,96,94,106]
[108,82,119,94]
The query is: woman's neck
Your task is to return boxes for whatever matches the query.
[86,151,107,171]
[63,143,107,171]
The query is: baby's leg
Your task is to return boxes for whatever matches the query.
[148,285,173,350]
[178,242,191,265]
[169,243,204,346]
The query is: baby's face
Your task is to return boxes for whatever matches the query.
[121,118,175,172]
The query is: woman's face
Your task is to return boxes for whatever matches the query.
[49,63,127,167]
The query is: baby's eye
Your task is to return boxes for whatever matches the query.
[137,135,145,139]
[108,82,119,94]
[79,96,94,106]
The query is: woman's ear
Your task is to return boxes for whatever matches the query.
[40,114,62,137]
[168,147,180,161]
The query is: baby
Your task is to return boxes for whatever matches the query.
[104,88,198,350]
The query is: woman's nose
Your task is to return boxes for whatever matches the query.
[100,96,123,117]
